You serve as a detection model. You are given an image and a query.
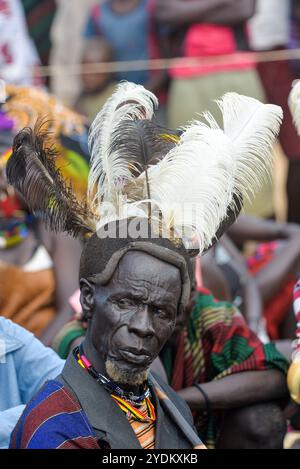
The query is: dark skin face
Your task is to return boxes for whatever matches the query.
[80,251,181,390]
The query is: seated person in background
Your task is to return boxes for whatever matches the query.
[0,84,87,343]
[76,38,117,121]
[0,317,64,449]
[162,285,288,449]
[202,215,300,352]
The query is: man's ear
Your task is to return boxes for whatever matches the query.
[80,278,95,321]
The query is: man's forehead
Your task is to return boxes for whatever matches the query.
[113,251,181,284]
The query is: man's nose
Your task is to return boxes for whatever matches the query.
[128,305,155,338]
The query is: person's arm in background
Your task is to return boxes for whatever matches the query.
[156,0,256,27]
[227,215,300,244]
[254,235,300,304]
[39,225,82,346]
[226,216,300,305]
[177,369,287,410]
[219,234,263,335]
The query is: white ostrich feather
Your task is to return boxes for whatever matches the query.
[126,94,282,252]
[289,80,300,135]
[131,123,236,253]
[217,92,283,201]
[88,81,158,208]
[92,89,282,253]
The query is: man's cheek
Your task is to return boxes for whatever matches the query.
[157,321,175,345]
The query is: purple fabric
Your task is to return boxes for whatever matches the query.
[0,111,14,131]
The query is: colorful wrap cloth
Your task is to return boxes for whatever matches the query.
[161,288,288,448]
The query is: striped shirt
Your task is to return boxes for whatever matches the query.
[10,380,99,449]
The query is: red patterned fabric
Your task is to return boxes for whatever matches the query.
[247,242,295,340]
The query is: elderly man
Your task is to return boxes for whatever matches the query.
[10,220,200,449]
[7,82,283,449]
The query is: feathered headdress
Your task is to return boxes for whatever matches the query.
[6,81,282,254]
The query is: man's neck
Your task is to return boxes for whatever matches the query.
[82,337,106,375]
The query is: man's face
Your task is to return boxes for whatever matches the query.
[87,251,181,384]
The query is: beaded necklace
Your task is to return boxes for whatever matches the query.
[73,346,156,423]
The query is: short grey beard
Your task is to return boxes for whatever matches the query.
[105,360,149,386]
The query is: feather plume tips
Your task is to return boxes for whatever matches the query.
[91,87,282,253]
[289,80,300,135]
[6,83,283,255]
[218,93,283,201]
[88,82,158,208]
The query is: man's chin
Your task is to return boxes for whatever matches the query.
[105,359,149,386]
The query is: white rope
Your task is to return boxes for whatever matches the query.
[34,48,300,78]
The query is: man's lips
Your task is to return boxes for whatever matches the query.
[118,348,152,365]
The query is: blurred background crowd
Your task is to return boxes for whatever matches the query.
[2,0,300,219]
[2,0,300,449]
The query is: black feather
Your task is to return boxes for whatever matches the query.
[109,119,179,201]
[6,123,95,238]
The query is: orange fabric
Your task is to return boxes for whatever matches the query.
[127,402,156,449]
[0,261,56,336]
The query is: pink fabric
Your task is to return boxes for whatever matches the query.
[170,24,254,78]
[195,257,203,291]
[68,289,82,316]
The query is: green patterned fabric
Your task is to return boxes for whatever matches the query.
[161,288,288,448]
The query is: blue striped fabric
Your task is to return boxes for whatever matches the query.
[10,380,98,449]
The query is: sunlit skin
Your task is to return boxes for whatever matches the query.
[80,251,182,393]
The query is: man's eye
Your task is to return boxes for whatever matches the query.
[117,298,133,308]
[153,307,167,317]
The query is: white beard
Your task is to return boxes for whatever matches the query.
[105,360,148,385]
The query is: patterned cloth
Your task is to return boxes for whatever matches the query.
[292,279,300,360]
[10,380,99,449]
[126,402,155,449]
[161,288,288,448]
[247,242,296,340]
[1,84,90,200]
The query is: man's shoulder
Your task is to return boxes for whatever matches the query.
[0,317,33,350]
[10,379,97,449]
